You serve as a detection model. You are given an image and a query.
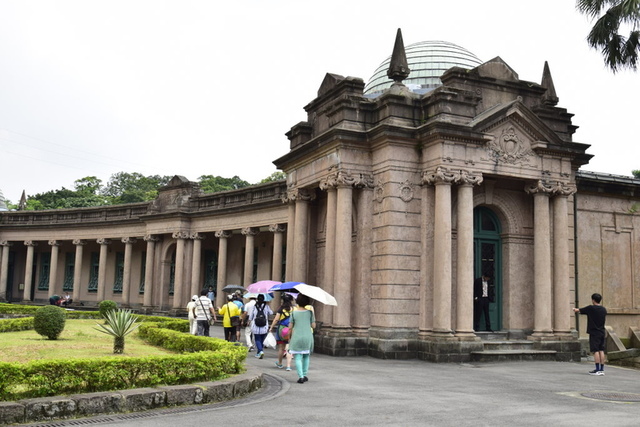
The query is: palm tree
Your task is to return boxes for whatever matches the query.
[577,0,640,72]
[94,309,141,354]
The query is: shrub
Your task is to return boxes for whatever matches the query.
[98,300,117,318]
[0,317,34,332]
[33,306,67,340]
[94,309,140,354]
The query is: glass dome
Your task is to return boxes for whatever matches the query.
[364,40,483,97]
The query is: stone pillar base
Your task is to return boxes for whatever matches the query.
[417,335,484,363]
[314,327,369,357]
[531,338,582,362]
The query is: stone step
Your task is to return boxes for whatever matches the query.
[470,349,558,363]
[482,340,535,351]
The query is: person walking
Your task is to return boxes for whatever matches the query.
[218,295,242,342]
[186,295,198,335]
[249,293,272,359]
[194,289,216,337]
[574,293,607,375]
[243,294,257,351]
[289,294,316,383]
[269,293,294,371]
[232,293,244,342]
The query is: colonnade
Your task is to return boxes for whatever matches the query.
[421,167,576,338]
[0,224,288,311]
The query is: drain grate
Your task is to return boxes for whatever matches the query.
[581,392,640,402]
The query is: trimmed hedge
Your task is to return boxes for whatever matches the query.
[0,309,246,401]
[0,317,34,332]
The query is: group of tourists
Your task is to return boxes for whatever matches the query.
[186,288,316,384]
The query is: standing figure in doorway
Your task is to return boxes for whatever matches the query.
[474,275,494,332]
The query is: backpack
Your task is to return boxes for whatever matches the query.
[254,303,267,327]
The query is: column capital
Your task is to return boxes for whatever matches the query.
[525,180,554,195]
[215,230,232,239]
[320,168,374,191]
[96,238,112,245]
[269,223,286,233]
[48,240,61,246]
[72,239,87,246]
[172,231,190,240]
[551,181,577,197]
[121,237,138,244]
[422,167,456,186]
[143,234,160,243]
[282,186,316,203]
[189,232,206,240]
[0,240,13,247]
[454,170,483,187]
[241,227,260,236]
[24,241,38,247]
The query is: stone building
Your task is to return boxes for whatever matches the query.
[1,30,639,362]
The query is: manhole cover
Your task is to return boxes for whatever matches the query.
[581,392,640,402]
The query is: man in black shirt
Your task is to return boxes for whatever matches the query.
[574,293,607,375]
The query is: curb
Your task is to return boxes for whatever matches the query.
[0,367,264,425]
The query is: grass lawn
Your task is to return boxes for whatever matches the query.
[0,319,175,363]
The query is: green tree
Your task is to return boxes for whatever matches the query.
[198,175,250,193]
[577,0,640,72]
[102,172,171,204]
[259,171,286,184]
[632,169,640,178]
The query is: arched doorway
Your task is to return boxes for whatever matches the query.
[473,206,502,331]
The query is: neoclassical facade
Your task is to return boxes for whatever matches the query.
[1,33,639,362]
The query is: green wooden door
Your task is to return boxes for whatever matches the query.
[474,207,502,331]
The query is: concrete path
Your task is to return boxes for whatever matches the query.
[20,326,640,427]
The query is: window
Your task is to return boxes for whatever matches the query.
[88,252,99,292]
[37,252,51,291]
[113,252,124,293]
[63,252,74,291]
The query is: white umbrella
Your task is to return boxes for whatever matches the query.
[293,283,337,306]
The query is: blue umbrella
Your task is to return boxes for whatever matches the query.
[268,281,305,292]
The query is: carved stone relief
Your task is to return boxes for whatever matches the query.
[486,125,534,165]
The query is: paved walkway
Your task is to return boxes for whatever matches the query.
[20,326,640,427]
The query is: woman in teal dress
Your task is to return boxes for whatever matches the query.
[288,294,316,384]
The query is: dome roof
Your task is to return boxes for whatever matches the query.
[364,40,483,96]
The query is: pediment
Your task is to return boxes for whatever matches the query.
[318,73,345,97]
[471,100,565,166]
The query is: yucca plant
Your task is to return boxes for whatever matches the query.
[94,309,141,354]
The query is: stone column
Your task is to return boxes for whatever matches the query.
[215,230,231,308]
[0,241,12,302]
[353,174,374,330]
[285,202,296,281]
[72,239,86,302]
[190,233,205,298]
[96,238,111,302]
[418,179,435,334]
[424,168,456,336]
[319,173,338,327]
[455,171,483,337]
[270,224,286,309]
[292,189,314,282]
[172,232,188,309]
[48,240,61,299]
[334,171,355,328]
[121,237,136,307]
[242,227,259,286]
[552,182,576,336]
[143,235,159,308]
[526,181,554,338]
[22,241,38,302]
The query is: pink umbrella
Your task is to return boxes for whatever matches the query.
[246,280,281,293]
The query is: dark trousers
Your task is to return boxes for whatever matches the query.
[474,297,491,331]
[197,320,210,337]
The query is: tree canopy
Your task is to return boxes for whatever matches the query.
[577,0,640,72]
[9,171,283,210]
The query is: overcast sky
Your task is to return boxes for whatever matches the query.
[0,0,638,204]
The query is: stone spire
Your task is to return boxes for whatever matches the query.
[387,28,410,84]
[541,61,558,106]
[18,190,27,210]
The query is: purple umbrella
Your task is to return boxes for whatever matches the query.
[247,280,281,293]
